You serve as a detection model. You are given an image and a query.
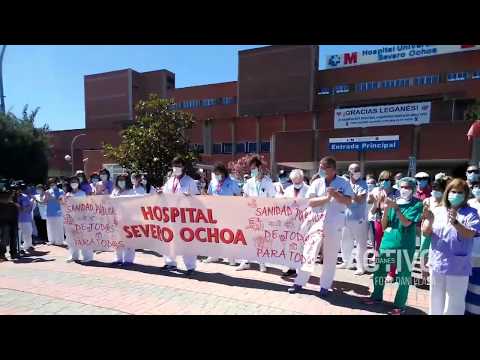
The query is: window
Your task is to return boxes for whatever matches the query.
[414,76,425,86]
[247,142,257,153]
[448,72,467,82]
[212,143,222,154]
[472,71,480,79]
[222,143,233,154]
[222,97,236,105]
[318,87,331,95]
[356,82,368,92]
[235,142,246,153]
[102,164,128,182]
[197,144,204,153]
[167,76,175,90]
[260,141,271,153]
[382,80,395,89]
[335,84,350,94]
[366,81,379,91]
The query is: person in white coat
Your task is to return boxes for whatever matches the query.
[43,178,65,246]
[63,176,94,263]
[281,169,310,277]
[111,173,136,266]
[159,156,200,276]
[337,163,369,275]
[236,155,276,272]
[288,156,353,297]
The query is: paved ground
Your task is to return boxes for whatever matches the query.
[0,245,429,315]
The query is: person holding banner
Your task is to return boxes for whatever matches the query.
[236,155,276,272]
[111,173,136,266]
[99,168,114,195]
[130,172,146,196]
[158,156,200,275]
[422,179,480,315]
[364,177,423,315]
[288,156,353,297]
[281,169,309,277]
[63,176,94,263]
[203,162,241,265]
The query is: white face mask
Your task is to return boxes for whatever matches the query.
[141,179,147,186]
[172,167,183,176]
[50,184,57,190]
[294,183,303,190]
[118,181,126,189]
[400,188,413,201]
[70,183,79,190]
[351,171,361,181]
[215,174,223,182]
[100,175,108,181]
[131,178,139,185]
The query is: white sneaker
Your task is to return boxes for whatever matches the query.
[236,263,250,271]
[65,258,77,263]
[228,259,237,266]
[354,269,365,276]
[336,263,347,269]
[203,257,218,263]
[259,264,267,272]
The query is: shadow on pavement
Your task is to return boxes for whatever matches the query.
[13,257,56,264]
[323,289,427,315]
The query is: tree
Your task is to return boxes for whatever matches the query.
[228,154,270,180]
[465,99,480,121]
[0,105,50,184]
[104,94,200,186]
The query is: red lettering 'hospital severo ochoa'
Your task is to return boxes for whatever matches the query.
[122,206,247,245]
[47,45,480,179]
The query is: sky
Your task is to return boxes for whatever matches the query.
[2,45,380,131]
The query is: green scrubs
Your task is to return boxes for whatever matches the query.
[371,198,423,309]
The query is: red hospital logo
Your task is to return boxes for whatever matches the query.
[344,52,358,65]
[461,45,475,48]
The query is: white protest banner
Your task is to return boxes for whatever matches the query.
[63,194,326,270]
[334,102,431,129]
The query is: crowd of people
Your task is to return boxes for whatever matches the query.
[1,155,480,315]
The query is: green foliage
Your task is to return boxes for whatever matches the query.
[104,94,200,186]
[465,99,480,121]
[0,105,50,184]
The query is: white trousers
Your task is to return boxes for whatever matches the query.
[429,271,469,315]
[115,248,136,263]
[341,219,368,271]
[69,247,94,261]
[18,222,33,250]
[46,216,64,245]
[164,255,197,270]
[295,219,344,290]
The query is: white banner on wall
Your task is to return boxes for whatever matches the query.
[326,45,480,69]
[62,194,326,271]
[334,102,431,129]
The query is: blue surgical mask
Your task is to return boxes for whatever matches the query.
[250,168,259,178]
[418,179,429,189]
[448,192,465,207]
[467,173,479,182]
[367,183,375,192]
[431,190,443,200]
[380,180,391,190]
[473,188,480,199]
[318,169,327,178]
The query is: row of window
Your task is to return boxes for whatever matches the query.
[318,70,480,96]
[173,96,237,110]
[190,142,271,155]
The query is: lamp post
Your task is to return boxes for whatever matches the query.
[0,45,7,114]
[69,133,87,175]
